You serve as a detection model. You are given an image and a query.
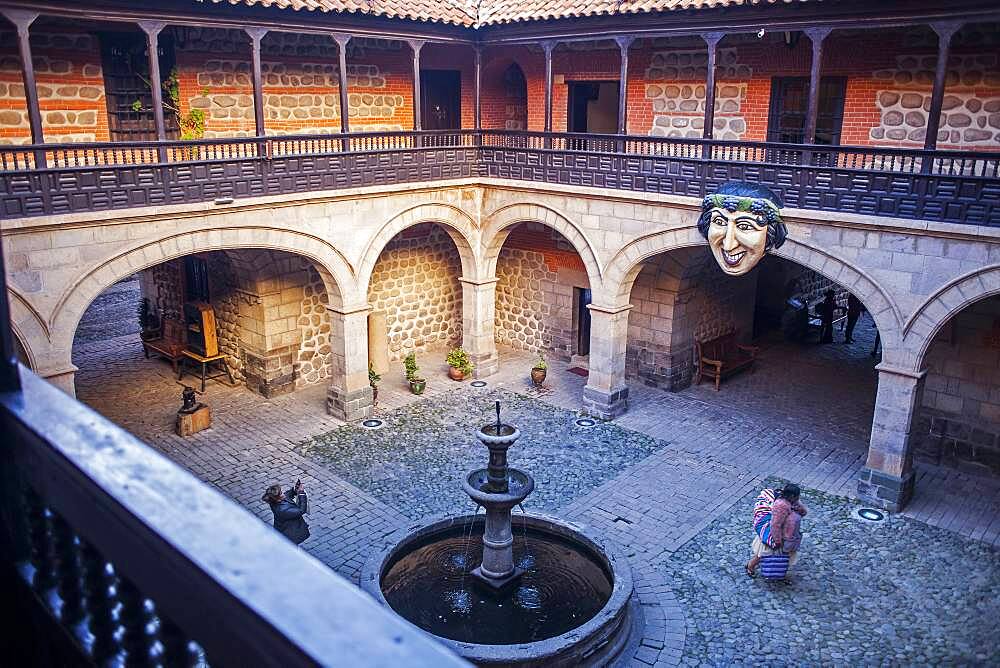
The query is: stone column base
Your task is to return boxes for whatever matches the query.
[470,352,499,379]
[326,385,374,422]
[857,467,915,512]
[582,385,629,420]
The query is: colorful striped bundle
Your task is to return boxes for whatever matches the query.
[753,488,777,547]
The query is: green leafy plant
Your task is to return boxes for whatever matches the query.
[532,355,547,370]
[446,347,474,376]
[368,362,381,388]
[130,67,207,140]
[403,352,420,381]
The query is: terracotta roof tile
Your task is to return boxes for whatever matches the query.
[201,0,815,27]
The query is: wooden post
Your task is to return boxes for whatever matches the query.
[473,46,482,131]
[2,10,44,167]
[333,34,351,136]
[138,21,167,161]
[802,28,832,145]
[615,37,634,135]
[924,21,962,153]
[701,32,724,142]
[408,39,425,133]
[245,28,268,140]
[542,40,556,147]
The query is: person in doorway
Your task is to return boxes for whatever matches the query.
[871,331,881,358]
[746,483,807,577]
[815,290,843,344]
[262,480,310,545]
[844,293,864,344]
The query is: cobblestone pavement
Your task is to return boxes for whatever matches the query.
[71,303,1000,666]
[72,276,141,345]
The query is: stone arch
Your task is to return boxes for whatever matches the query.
[903,264,1000,369]
[7,287,46,370]
[482,202,603,290]
[357,203,479,291]
[603,225,904,358]
[49,226,358,357]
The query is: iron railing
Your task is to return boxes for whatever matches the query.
[1,129,998,225]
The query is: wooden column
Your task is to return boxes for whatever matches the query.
[542,41,556,134]
[138,21,167,160]
[3,10,44,167]
[802,28,832,145]
[615,37,634,135]
[473,46,482,131]
[408,39,425,133]
[333,34,351,135]
[245,28,268,139]
[701,32,724,141]
[924,21,963,152]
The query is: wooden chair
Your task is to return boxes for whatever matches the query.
[695,331,759,391]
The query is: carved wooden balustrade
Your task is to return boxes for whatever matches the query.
[0,129,997,225]
[0,365,468,667]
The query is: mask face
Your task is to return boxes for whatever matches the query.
[706,207,769,276]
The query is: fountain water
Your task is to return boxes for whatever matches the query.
[362,401,635,666]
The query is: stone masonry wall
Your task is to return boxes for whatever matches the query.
[494,223,589,360]
[367,224,462,361]
[626,247,757,390]
[915,295,1000,475]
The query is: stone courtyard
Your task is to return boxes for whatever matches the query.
[71,279,1000,666]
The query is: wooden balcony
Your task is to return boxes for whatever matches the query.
[1,130,998,226]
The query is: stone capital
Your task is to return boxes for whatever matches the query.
[458,276,499,287]
[326,303,371,317]
[586,303,633,316]
[874,363,927,381]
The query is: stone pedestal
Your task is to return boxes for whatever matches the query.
[582,304,632,419]
[857,364,925,511]
[176,405,211,437]
[460,277,499,379]
[326,385,374,422]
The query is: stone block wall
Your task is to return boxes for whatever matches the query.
[0,29,107,144]
[626,247,757,390]
[367,224,463,361]
[494,223,589,360]
[914,295,1000,475]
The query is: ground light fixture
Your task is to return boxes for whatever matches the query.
[470,380,488,388]
[361,418,385,430]
[853,507,887,523]
[575,417,597,428]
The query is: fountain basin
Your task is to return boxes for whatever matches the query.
[361,513,634,667]
[462,468,534,508]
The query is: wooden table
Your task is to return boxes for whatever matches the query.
[177,350,234,392]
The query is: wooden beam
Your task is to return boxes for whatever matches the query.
[803,27,832,145]
[245,27,268,139]
[138,21,168,158]
[701,32,724,141]
[542,40,556,135]
[408,39,425,132]
[615,36,634,135]
[333,33,351,134]
[924,21,963,152]
[473,46,482,131]
[2,9,43,165]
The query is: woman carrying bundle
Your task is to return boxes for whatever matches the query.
[745,483,807,578]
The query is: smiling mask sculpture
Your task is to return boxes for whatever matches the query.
[698,182,787,276]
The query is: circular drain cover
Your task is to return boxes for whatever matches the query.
[361,418,385,430]
[575,418,597,428]
[854,507,886,522]
[470,380,487,388]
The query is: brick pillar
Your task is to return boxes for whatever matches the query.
[460,277,499,378]
[582,304,631,419]
[325,305,374,421]
[857,364,926,512]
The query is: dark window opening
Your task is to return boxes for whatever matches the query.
[99,31,180,142]
[766,76,847,145]
[567,81,619,135]
[420,70,461,131]
[184,257,210,303]
[575,287,592,356]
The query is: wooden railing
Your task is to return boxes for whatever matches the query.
[1,129,997,225]
[0,364,468,667]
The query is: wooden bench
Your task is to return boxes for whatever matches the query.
[141,319,186,374]
[695,331,759,391]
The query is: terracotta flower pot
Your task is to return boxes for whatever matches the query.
[409,378,426,395]
[530,367,547,387]
[448,366,466,381]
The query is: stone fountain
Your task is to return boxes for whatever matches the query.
[362,400,636,666]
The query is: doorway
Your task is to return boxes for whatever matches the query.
[766,76,847,145]
[567,81,619,150]
[420,70,461,130]
[575,287,592,357]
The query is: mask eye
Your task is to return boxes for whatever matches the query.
[712,215,727,226]
[736,222,754,231]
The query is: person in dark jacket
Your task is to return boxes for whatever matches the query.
[815,290,843,344]
[262,480,310,545]
[844,293,864,344]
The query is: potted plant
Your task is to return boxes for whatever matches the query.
[445,347,473,381]
[137,297,160,340]
[530,355,547,387]
[369,362,381,403]
[403,352,426,395]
